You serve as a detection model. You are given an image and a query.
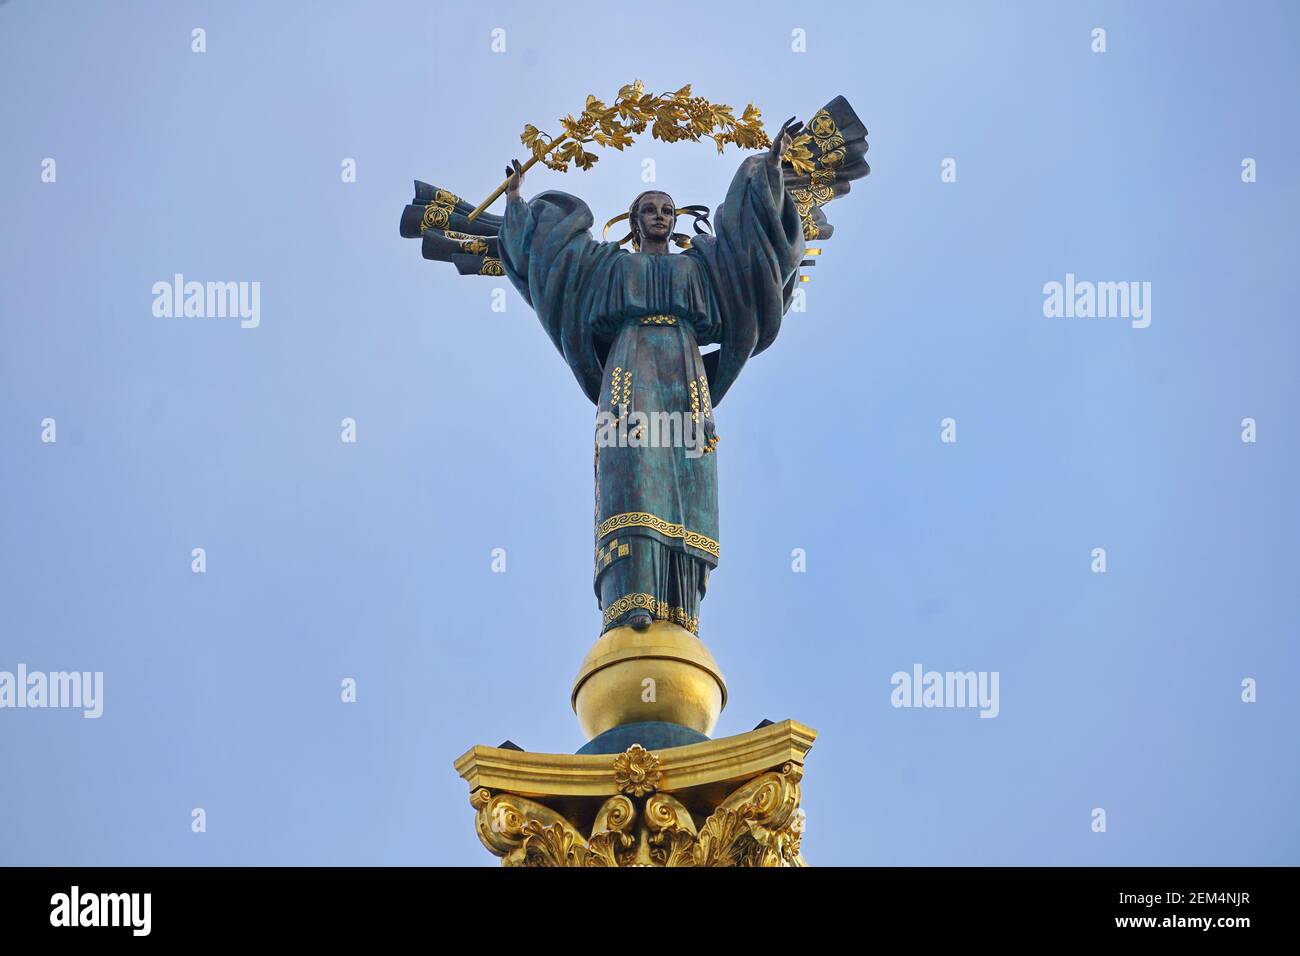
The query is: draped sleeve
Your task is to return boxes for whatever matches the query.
[684,155,806,408]
[404,97,866,411]
[498,190,626,404]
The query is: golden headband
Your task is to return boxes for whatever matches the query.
[602,205,713,249]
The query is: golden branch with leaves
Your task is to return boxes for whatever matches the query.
[466,80,804,222]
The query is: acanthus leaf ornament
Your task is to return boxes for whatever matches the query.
[467,757,808,867]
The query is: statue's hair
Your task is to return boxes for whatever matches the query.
[626,189,712,251]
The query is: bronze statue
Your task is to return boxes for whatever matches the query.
[401,94,868,641]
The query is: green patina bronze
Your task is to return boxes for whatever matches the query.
[400,96,869,638]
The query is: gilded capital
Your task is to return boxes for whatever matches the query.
[456,720,816,867]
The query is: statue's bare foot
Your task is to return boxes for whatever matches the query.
[627,611,653,630]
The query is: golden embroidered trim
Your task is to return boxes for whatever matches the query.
[789,107,846,240]
[595,537,632,574]
[421,203,451,231]
[441,231,488,255]
[640,314,678,325]
[809,110,846,167]
[609,367,623,410]
[596,512,720,559]
[698,375,713,419]
[602,592,700,635]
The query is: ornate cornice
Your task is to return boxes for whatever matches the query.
[458,721,816,867]
[454,718,813,797]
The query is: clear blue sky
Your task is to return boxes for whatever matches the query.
[1,1,1296,866]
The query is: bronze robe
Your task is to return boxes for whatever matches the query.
[498,155,806,634]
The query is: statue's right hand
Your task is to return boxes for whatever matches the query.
[505,158,525,199]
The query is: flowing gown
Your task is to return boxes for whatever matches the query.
[497,155,805,635]
[401,95,869,638]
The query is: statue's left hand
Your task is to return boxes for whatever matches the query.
[767,116,804,165]
[504,158,525,201]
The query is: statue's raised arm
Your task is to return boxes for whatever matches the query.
[686,97,870,404]
[398,94,869,641]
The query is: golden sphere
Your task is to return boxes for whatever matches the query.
[572,622,726,740]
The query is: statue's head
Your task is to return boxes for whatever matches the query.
[627,190,677,252]
[603,192,711,251]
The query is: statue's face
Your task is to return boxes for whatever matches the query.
[634,192,676,246]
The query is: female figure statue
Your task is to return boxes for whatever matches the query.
[400,97,868,639]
